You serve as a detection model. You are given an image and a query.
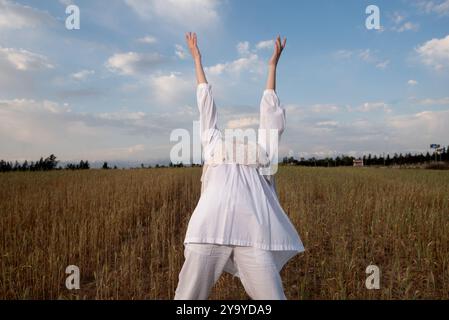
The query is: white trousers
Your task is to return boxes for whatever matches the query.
[174,243,287,300]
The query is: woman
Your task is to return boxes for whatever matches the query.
[174,33,304,300]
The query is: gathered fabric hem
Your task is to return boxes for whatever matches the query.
[184,236,305,253]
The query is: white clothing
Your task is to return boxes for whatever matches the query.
[174,243,286,300]
[184,83,305,278]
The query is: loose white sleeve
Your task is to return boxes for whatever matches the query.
[258,90,286,174]
[259,89,286,136]
[197,83,219,148]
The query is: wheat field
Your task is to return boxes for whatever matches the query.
[1,166,448,300]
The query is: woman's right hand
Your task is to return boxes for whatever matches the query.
[269,35,287,67]
[186,32,202,61]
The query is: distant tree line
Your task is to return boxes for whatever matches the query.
[0,154,59,172]
[167,162,202,168]
[0,154,91,172]
[140,163,202,169]
[1,148,448,172]
[282,148,449,167]
[101,162,118,170]
[65,160,90,170]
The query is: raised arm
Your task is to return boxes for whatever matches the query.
[259,36,287,179]
[185,32,218,150]
[266,35,287,91]
[186,32,207,85]
[261,35,287,135]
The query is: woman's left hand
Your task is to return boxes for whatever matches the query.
[269,35,287,67]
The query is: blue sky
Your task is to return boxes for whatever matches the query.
[0,0,448,165]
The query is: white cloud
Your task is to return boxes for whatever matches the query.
[106,52,164,75]
[0,99,68,145]
[232,55,263,74]
[388,110,449,148]
[359,49,374,62]
[335,49,390,69]
[0,0,55,29]
[0,47,53,71]
[255,40,275,51]
[408,79,418,86]
[333,50,353,59]
[97,111,146,121]
[281,103,449,158]
[0,98,197,162]
[376,60,390,69]
[175,44,188,60]
[3,96,448,163]
[237,41,251,56]
[316,120,339,127]
[392,12,405,24]
[71,69,95,81]
[113,144,144,155]
[128,144,145,153]
[416,97,449,106]
[358,102,391,113]
[65,143,147,164]
[0,99,66,113]
[311,104,341,113]
[390,12,419,32]
[149,72,192,105]
[137,35,157,44]
[207,54,264,76]
[59,0,75,6]
[227,117,259,129]
[124,0,221,29]
[416,0,449,16]
[206,41,265,76]
[416,34,449,70]
[206,63,227,75]
[394,21,420,32]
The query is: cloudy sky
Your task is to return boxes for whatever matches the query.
[0,0,448,165]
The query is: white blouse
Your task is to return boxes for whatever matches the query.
[184,83,305,277]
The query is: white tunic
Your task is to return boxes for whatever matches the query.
[184,83,305,277]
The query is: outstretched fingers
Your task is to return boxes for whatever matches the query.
[185,31,202,63]
[282,37,287,50]
[274,35,287,55]
[276,35,286,52]
[186,32,199,48]
[268,34,287,67]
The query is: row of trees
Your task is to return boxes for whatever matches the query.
[0,155,92,172]
[1,148,448,172]
[0,155,59,172]
[66,160,90,170]
[282,148,449,167]
[101,162,118,170]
